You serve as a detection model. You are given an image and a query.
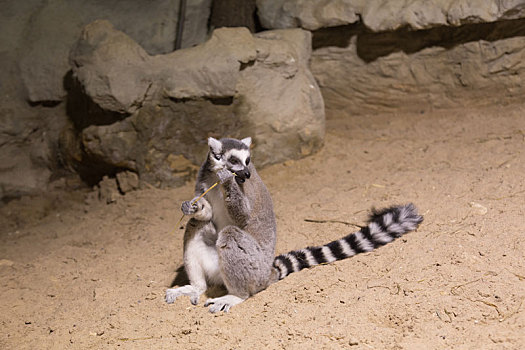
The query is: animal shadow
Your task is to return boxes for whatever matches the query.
[169,265,227,298]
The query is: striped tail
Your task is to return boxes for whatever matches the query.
[273,203,423,280]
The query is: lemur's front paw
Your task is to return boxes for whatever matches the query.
[217,168,235,184]
[181,200,198,215]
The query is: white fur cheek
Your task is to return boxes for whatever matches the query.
[212,163,226,172]
[209,157,226,172]
[231,164,244,172]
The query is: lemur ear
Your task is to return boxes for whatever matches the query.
[208,137,222,153]
[241,137,252,148]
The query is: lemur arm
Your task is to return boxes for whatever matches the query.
[217,169,251,227]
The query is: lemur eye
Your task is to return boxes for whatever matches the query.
[246,157,250,165]
[214,153,222,161]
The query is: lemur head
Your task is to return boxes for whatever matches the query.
[208,137,252,183]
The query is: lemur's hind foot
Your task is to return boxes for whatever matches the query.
[204,295,245,313]
[165,285,204,305]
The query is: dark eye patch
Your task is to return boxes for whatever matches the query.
[246,157,250,165]
[228,156,240,165]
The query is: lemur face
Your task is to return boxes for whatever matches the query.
[208,137,252,183]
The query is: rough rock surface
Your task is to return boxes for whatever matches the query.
[116,171,140,194]
[0,102,66,200]
[97,176,120,204]
[0,0,211,199]
[311,20,525,115]
[19,0,211,103]
[257,0,525,31]
[68,21,324,187]
[257,0,525,115]
[257,0,363,30]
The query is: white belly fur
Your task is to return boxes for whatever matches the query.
[186,230,223,285]
[185,186,233,286]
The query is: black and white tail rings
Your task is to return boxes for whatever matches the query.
[273,203,423,280]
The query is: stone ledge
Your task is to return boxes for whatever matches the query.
[257,0,525,32]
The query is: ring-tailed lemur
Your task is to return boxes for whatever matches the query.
[166,137,423,313]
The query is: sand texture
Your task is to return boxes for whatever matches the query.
[1,105,524,349]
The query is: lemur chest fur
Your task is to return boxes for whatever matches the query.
[207,185,233,232]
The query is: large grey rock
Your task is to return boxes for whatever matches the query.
[69,21,324,187]
[311,22,525,115]
[18,0,211,103]
[0,0,211,199]
[257,0,525,31]
[0,103,65,199]
[0,0,70,199]
[257,0,363,30]
[0,143,51,200]
[257,0,525,115]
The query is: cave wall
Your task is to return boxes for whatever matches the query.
[311,20,525,116]
[0,0,211,199]
[66,22,324,188]
[257,0,525,116]
[2,0,525,200]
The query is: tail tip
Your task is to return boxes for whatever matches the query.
[399,202,424,225]
[370,203,423,230]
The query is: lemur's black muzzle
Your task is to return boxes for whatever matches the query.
[235,168,251,184]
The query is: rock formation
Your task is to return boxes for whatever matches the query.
[257,0,525,115]
[20,0,211,103]
[67,21,325,187]
[311,20,525,115]
[3,1,525,199]
[257,0,525,31]
[0,0,211,199]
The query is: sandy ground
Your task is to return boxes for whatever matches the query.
[1,105,524,349]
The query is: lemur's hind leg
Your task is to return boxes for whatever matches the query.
[166,219,218,305]
[204,225,272,312]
